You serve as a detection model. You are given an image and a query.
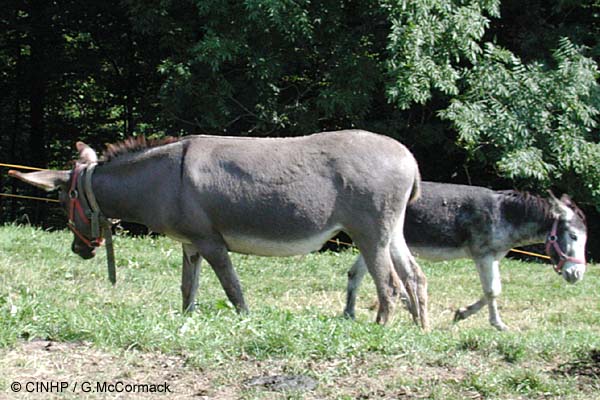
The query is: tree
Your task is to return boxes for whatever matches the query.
[146,0,390,135]
[440,38,600,209]
[2,0,600,231]
[0,0,167,225]
[384,0,500,109]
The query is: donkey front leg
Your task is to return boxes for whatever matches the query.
[194,238,249,314]
[182,243,203,313]
[455,257,507,331]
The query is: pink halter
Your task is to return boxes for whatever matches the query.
[545,219,586,274]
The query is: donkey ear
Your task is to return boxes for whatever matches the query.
[547,190,564,215]
[547,189,559,202]
[8,169,70,191]
[76,141,98,164]
[560,194,574,207]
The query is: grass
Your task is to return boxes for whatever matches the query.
[0,224,599,398]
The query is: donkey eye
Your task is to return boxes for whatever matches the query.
[569,233,578,241]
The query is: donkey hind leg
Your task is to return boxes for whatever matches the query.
[344,255,368,319]
[455,257,507,331]
[182,243,203,313]
[357,243,402,325]
[193,237,249,314]
[390,238,429,330]
[453,298,487,322]
[344,255,412,320]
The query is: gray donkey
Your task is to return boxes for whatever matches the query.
[345,182,587,330]
[10,130,428,327]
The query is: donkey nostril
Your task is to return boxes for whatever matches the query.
[563,271,575,284]
[564,269,583,284]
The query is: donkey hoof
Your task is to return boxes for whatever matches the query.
[454,308,471,322]
[375,310,390,325]
[343,310,356,320]
[236,306,250,315]
[492,321,508,331]
[182,302,196,314]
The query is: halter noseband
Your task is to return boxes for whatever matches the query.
[545,219,586,274]
[66,163,117,285]
[67,164,104,248]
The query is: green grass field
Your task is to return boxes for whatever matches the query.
[0,224,598,399]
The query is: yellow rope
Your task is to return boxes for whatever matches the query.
[509,247,551,260]
[327,238,355,248]
[0,162,59,202]
[0,162,47,171]
[327,239,551,261]
[0,193,60,203]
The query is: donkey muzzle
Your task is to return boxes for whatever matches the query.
[562,263,586,284]
[72,241,97,260]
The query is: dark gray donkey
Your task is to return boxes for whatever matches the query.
[9,130,428,327]
[345,182,587,330]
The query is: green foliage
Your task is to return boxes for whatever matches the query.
[2,0,600,237]
[441,38,600,207]
[150,0,387,134]
[384,0,500,109]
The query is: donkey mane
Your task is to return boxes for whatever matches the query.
[101,136,180,162]
[498,190,555,224]
[498,189,586,225]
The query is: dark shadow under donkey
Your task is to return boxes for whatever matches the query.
[9,130,428,328]
[345,182,587,330]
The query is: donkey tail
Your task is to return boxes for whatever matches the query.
[409,166,421,204]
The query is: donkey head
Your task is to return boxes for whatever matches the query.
[547,193,587,284]
[9,142,100,259]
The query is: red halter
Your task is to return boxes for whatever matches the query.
[545,219,586,274]
[67,165,104,248]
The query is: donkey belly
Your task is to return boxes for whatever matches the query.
[410,245,470,261]
[222,226,341,257]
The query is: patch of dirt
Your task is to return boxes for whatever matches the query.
[553,349,600,389]
[0,340,493,399]
[303,354,474,399]
[0,340,219,399]
[243,374,317,391]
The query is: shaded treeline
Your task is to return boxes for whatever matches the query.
[1,0,599,258]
